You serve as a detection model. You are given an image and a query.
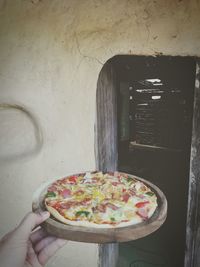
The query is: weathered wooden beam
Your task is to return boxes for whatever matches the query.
[98,243,119,267]
[95,60,118,172]
[95,60,119,267]
[185,60,200,267]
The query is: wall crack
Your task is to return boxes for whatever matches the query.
[75,32,104,66]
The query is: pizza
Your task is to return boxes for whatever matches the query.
[44,172,158,228]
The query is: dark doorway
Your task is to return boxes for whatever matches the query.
[111,56,196,267]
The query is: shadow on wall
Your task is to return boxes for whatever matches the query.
[0,103,43,162]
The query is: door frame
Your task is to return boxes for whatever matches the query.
[184,60,200,267]
[95,60,118,267]
[95,57,200,267]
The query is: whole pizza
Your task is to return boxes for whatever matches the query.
[44,172,158,228]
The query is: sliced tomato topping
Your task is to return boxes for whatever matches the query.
[135,201,149,208]
[61,189,71,198]
[122,193,130,202]
[52,202,61,210]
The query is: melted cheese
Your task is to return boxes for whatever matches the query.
[45,172,158,227]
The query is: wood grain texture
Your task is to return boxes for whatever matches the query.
[98,243,119,267]
[95,61,119,267]
[95,60,118,172]
[32,173,167,244]
[185,61,200,267]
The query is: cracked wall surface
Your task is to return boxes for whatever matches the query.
[0,0,200,267]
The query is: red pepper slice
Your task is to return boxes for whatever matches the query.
[68,176,77,183]
[135,201,149,208]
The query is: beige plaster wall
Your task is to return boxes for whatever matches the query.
[0,0,200,266]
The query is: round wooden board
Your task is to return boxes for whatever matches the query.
[32,172,167,243]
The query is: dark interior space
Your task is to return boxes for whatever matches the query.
[111,56,196,267]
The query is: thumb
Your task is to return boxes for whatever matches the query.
[15,211,50,239]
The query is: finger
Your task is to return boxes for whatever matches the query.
[30,228,48,245]
[34,236,57,253]
[26,242,42,267]
[38,238,67,265]
[15,212,50,239]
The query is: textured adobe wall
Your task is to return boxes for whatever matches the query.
[0,0,200,266]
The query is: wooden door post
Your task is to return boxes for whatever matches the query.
[185,60,200,267]
[95,59,119,267]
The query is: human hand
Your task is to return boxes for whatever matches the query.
[0,212,67,267]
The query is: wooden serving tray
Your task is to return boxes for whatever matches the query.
[32,172,167,243]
